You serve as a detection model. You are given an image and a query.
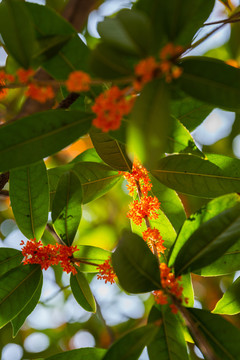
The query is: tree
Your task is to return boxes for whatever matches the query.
[0,0,240,359]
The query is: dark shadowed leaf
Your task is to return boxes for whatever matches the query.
[152,154,240,198]
[0,248,23,277]
[188,308,240,359]
[90,127,132,171]
[70,268,96,312]
[112,231,161,293]
[0,264,42,328]
[52,171,82,246]
[213,276,240,315]
[148,304,189,360]
[0,0,36,67]
[10,160,49,240]
[103,324,159,360]
[0,110,92,172]
[178,57,240,111]
[11,275,43,337]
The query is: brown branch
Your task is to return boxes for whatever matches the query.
[61,0,97,32]
[0,172,9,191]
[0,190,9,197]
[56,92,80,109]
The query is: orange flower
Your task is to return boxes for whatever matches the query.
[17,68,35,83]
[0,70,15,99]
[133,57,158,91]
[21,239,78,274]
[159,43,184,60]
[127,196,160,225]
[25,83,55,103]
[97,257,116,284]
[170,304,178,314]
[160,263,183,299]
[123,160,152,197]
[92,86,134,132]
[142,228,166,254]
[65,70,91,92]
[225,59,239,68]
[153,290,168,305]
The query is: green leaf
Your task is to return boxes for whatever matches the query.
[73,245,111,273]
[134,0,214,51]
[25,2,89,77]
[11,275,43,337]
[103,324,159,360]
[90,127,132,172]
[0,0,36,67]
[181,273,194,307]
[171,201,240,275]
[70,268,96,313]
[213,276,240,315]
[178,57,240,111]
[170,96,213,132]
[149,174,186,233]
[169,193,240,268]
[188,308,240,359]
[46,348,106,360]
[128,79,171,169]
[112,231,161,293]
[10,160,49,240]
[0,248,23,277]
[152,154,240,198]
[0,110,92,172]
[168,116,204,157]
[48,162,121,207]
[147,304,189,360]
[0,264,42,328]
[70,149,103,164]
[52,171,82,246]
[98,9,152,57]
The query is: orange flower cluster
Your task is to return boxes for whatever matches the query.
[96,257,116,284]
[21,239,78,274]
[92,86,134,132]
[133,43,183,90]
[142,228,166,255]
[25,83,55,103]
[127,196,160,226]
[123,160,152,197]
[65,70,91,92]
[17,68,34,83]
[0,70,15,99]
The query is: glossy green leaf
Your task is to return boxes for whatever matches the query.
[70,149,103,164]
[103,324,159,360]
[128,79,171,169]
[11,275,43,337]
[169,194,240,268]
[0,110,92,172]
[134,0,214,51]
[70,268,96,313]
[98,9,152,57]
[172,202,240,275]
[90,127,132,172]
[170,96,213,132]
[188,308,240,359]
[178,57,240,111]
[181,273,194,307]
[112,231,161,293]
[213,276,240,315]
[168,116,204,156]
[0,264,42,328]
[0,248,23,277]
[52,171,82,246]
[48,162,121,207]
[149,174,186,233]
[152,154,240,198]
[0,0,36,67]
[73,246,111,273]
[25,2,89,77]
[10,160,49,240]
[147,304,189,360]
[46,348,106,360]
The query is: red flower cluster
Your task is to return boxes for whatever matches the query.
[123,160,152,197]
[65,70,91,92]
[21,239,78,274]
[17,68,34,83]
[127,196,160,226]
[0,70,15,99]
[142,228,166,255]
[25,83,55,103]
[92,86,134,132]
[96,257,116,284]
[133,43,183,90]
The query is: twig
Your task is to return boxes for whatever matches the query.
[56,92,80,109]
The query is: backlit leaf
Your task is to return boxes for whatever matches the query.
[73,246,111,273]
[10,160,49,240]
[213,276,240,315]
